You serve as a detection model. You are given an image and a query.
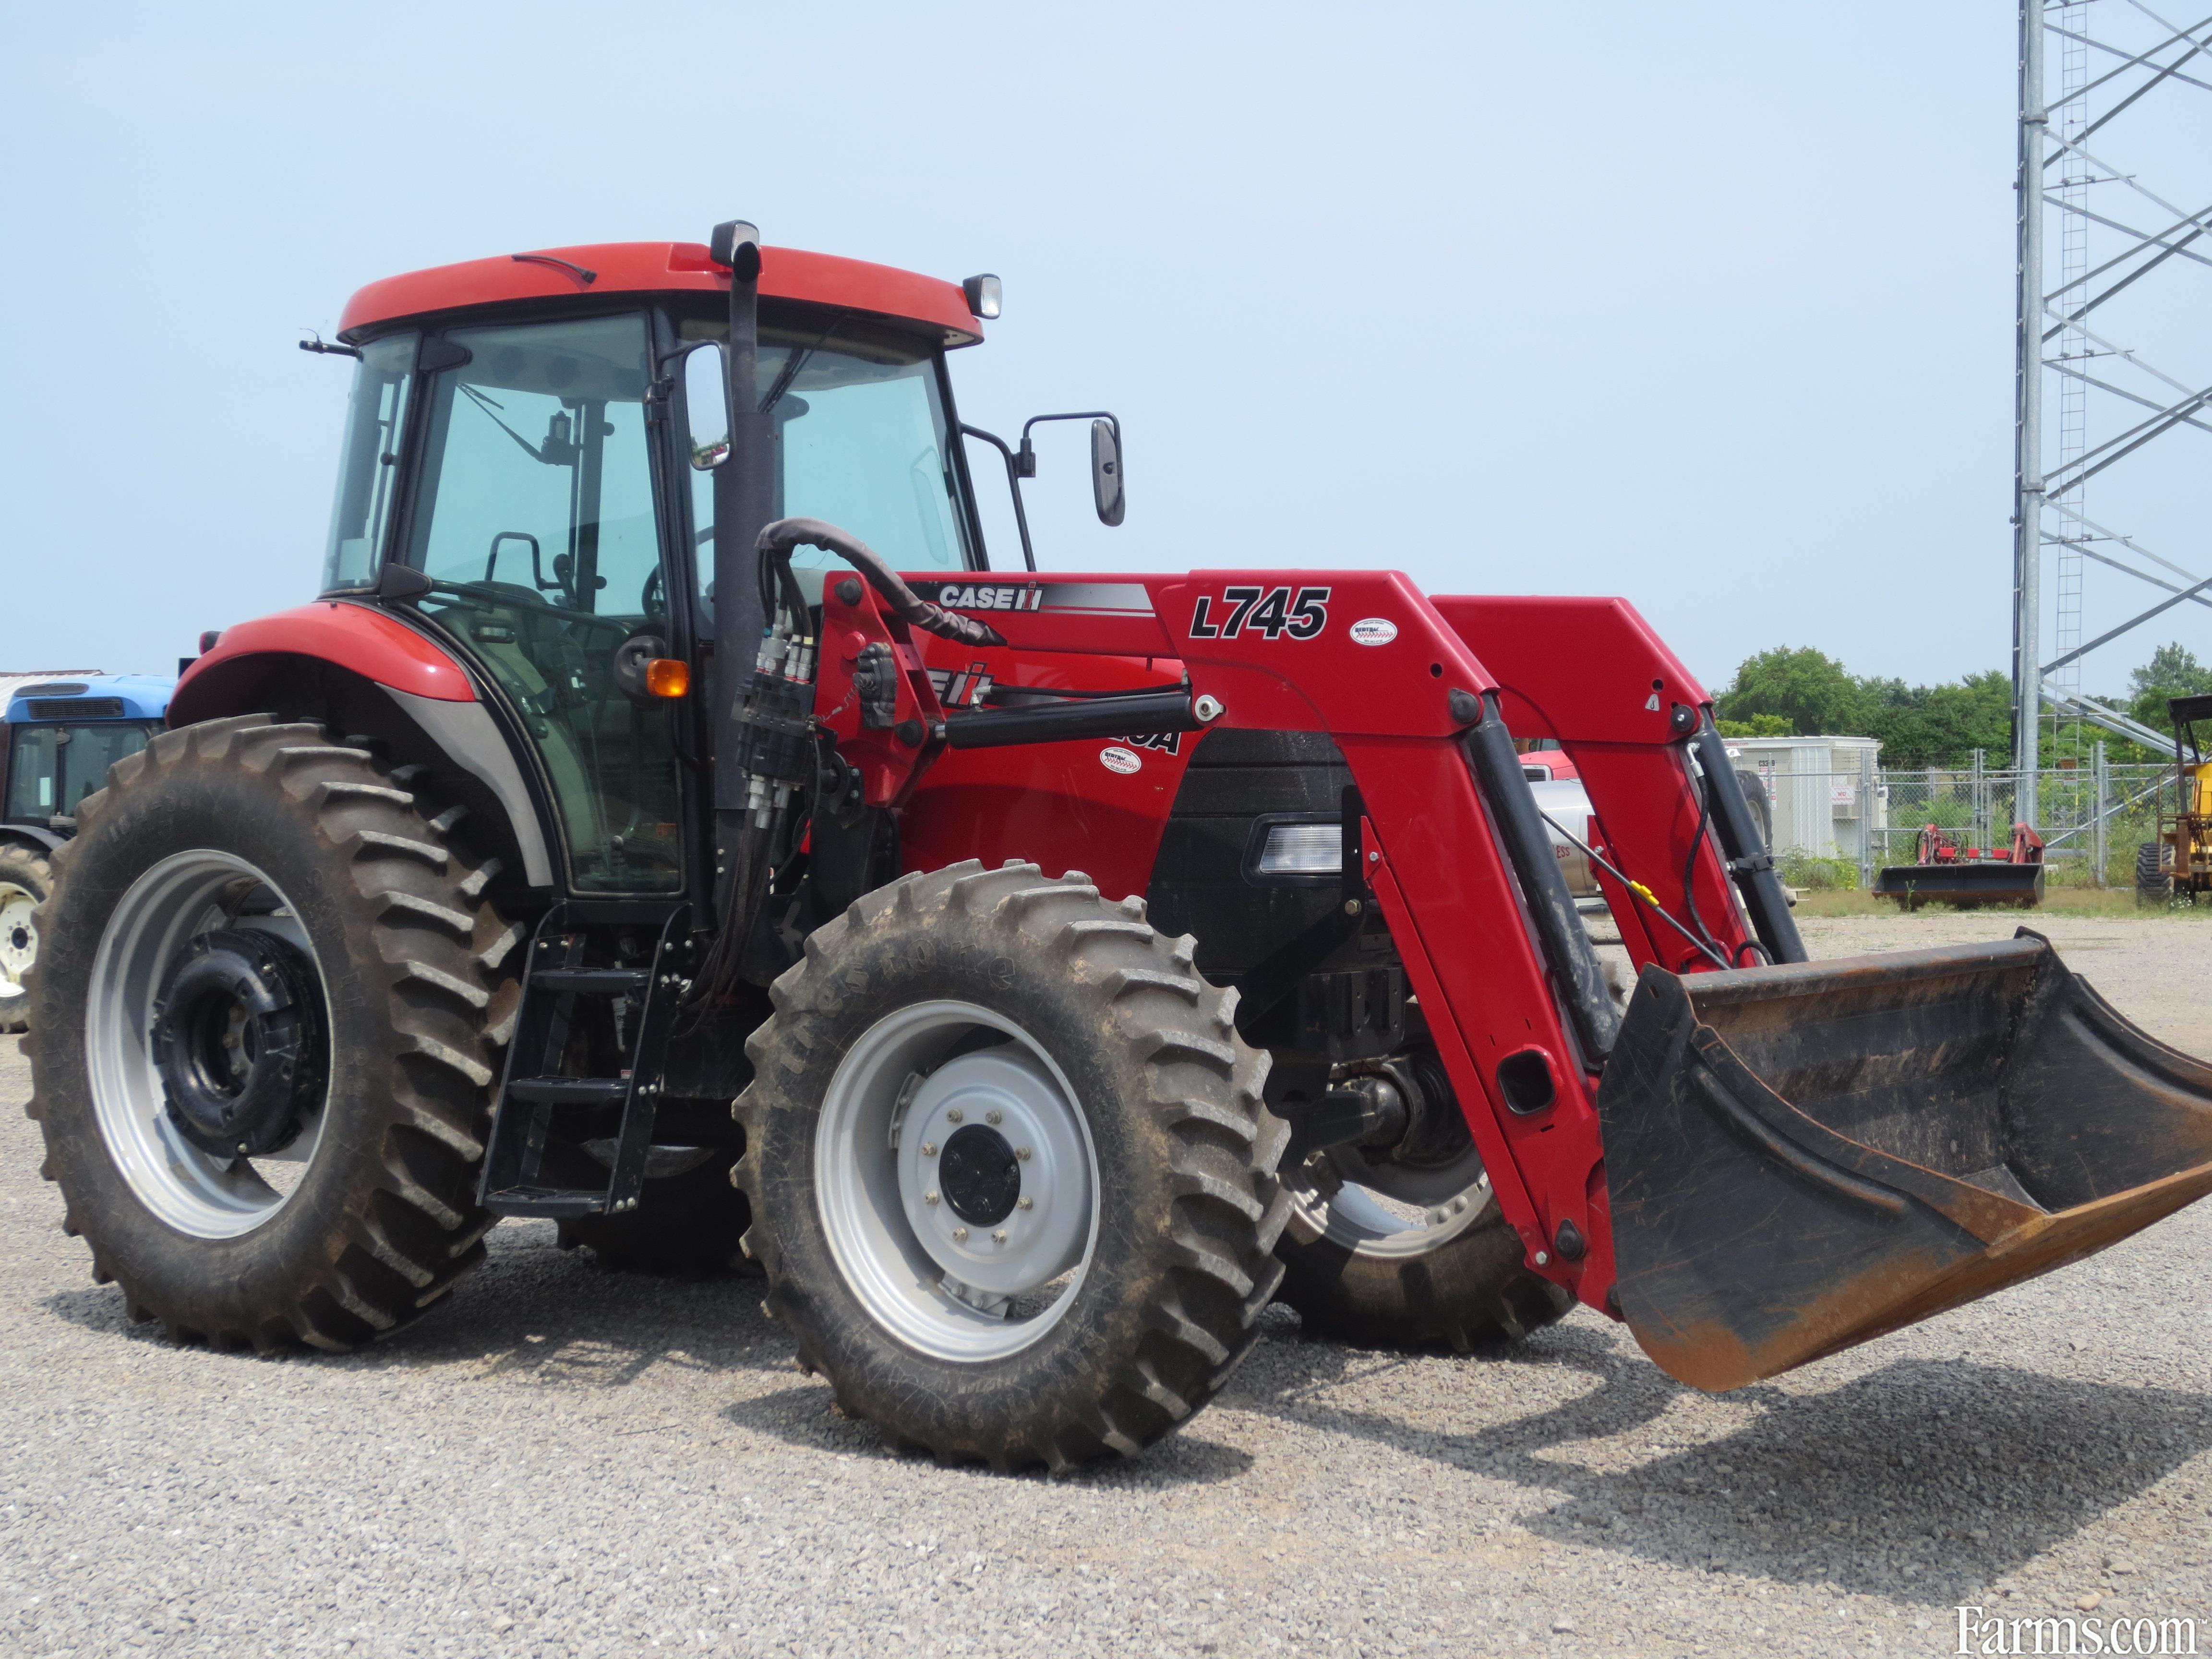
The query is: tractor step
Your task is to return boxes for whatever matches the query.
[506,1076,631,1107]
[477,1187,616,1220]
[477,902,690,1219]
[531,967,650,995]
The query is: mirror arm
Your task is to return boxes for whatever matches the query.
[1019,410,1120,448]
[960,424,1038,573]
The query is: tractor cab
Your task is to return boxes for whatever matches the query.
[302,241,1002,897]
[274,239,1118,902]
[0,673,174,1028]
[2,675,173,835]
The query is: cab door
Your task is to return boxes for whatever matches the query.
[399,312,684,894]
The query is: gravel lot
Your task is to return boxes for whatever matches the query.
[3,912,2208,1657]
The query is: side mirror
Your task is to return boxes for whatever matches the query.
[683,342,730,469]
[1090,418,1125,527]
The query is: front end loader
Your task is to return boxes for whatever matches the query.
[23,224,2212,1468]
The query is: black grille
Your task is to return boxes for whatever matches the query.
[24,698,125,720]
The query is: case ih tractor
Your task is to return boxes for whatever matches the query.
[24,225,2212,1470]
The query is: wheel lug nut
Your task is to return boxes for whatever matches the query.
[946,1108,963,1123]
[1017,1196,1034,1211]
[920,1142,937,1157]
[925,1190,940,1205]
[985,1110,1002,1126]
[991,1229,1007,1244]
[1015,1146,1032,1161]
[951,1226,969,1242]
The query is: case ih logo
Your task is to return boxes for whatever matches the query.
[920,582,1045,613]
[1189,585,1330,641]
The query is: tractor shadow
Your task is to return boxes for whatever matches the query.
[39,1216,795,1389]
[717,1384,1256,1488]
[1239,1317,2212,1603]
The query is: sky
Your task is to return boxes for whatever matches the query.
[1,2,2203,698]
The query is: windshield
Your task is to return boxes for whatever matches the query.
[688,324,975,595]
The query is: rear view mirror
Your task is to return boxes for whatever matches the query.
[683,343,730,469]
[1090,418,1125,527]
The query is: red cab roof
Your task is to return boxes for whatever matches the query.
[337,241,984,346]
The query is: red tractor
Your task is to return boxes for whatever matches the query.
[24,226,2212,1469]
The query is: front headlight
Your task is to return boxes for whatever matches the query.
[1253,821,1342,878]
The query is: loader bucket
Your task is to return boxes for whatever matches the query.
[1871,860,2044,909]
[1598,934,2212,1392]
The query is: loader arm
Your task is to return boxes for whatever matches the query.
[862,567,2212,1391]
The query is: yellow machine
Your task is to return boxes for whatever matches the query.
[2138,693,2212,903]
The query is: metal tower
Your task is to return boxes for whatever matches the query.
[2012,0,2212,806]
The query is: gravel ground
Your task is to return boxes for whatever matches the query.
[3,912,2209,1658]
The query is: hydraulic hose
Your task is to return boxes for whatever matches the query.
[755,518,1007,649]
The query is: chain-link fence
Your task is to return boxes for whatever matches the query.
[1730,749,2178,890]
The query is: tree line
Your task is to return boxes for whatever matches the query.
[1712,642,2212,769]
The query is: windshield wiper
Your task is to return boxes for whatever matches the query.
[758,314,843,416]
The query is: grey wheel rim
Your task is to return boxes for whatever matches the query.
[814,999,1099,1362]
[0,877,35,1009]
[85,851,332,1239]
[1288,1140,1497,1260]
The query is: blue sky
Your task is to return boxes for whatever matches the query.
[2,3,2198,696]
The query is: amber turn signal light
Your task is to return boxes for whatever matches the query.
[645,659,690,698]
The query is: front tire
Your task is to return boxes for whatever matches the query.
[24,716,512,1348]
[734,861,1289,1471]
[0,842,52,1034]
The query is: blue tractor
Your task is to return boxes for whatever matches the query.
[0,675,174,1030]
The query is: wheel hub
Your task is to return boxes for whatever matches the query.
[939,1123,1021,1226]
[150,929,326,1158]
[896,1045,1089,1298]
[813,999,1102,1362]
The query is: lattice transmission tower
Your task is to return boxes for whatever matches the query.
[2012,0,2212,805]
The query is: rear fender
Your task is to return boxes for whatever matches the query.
[166,605,554,892]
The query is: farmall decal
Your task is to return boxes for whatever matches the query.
[1119,731,1183,756]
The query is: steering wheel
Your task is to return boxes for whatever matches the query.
[641,566,666,627]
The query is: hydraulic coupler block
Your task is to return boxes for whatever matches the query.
[733,627,816,827]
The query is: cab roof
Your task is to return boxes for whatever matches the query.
[338,241,986,348]
[4,674,174,722]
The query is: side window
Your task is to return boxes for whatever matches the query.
[406,314,681,894]
[4,728,57,817]
[321,333,417,592]
[0,724,154,821]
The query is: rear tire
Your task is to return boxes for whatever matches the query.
[0,842,52,1034]
[734,861,1289,1471]
[2138,841,2174,907]
[24,716,510,1349]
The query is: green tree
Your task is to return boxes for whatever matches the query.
[2127,642,2212,735]
[2127,642,2212,699]
[1856,671,2012,769]
[1714,714,1791,737]
[1715,647,1862,736]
